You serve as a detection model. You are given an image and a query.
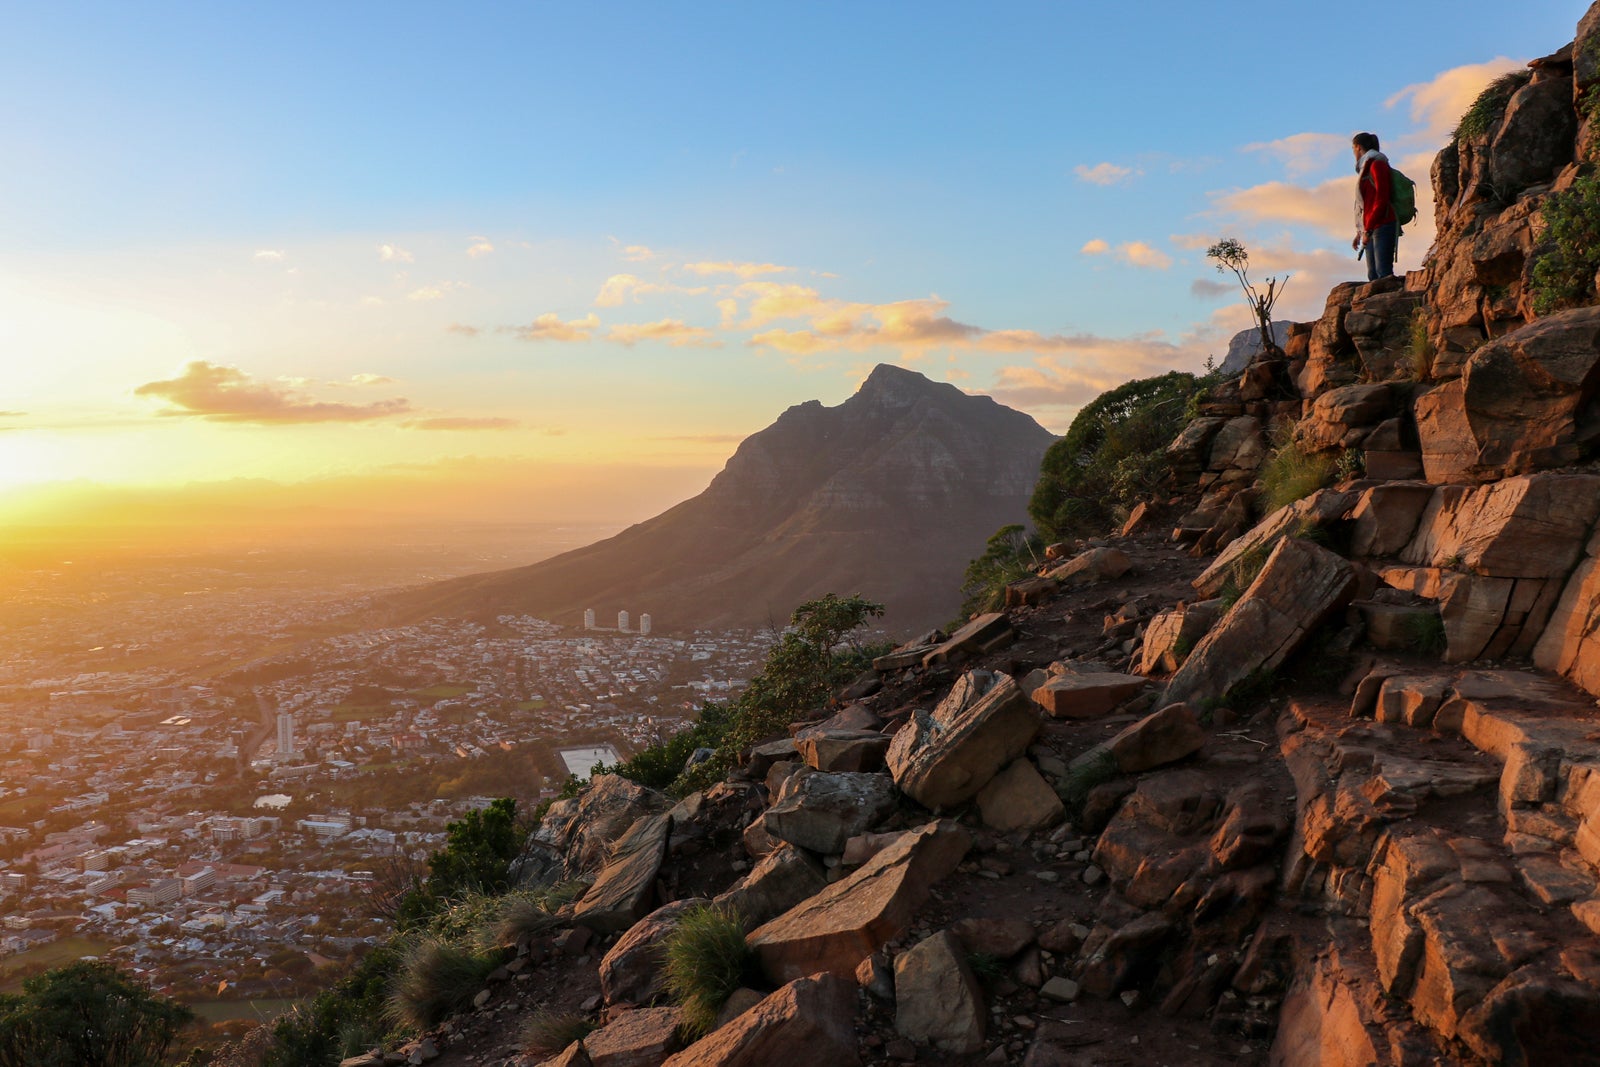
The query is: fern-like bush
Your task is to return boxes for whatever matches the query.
[1531,172,1600,315]
[1452,70,1532,141]
[1259,438,1335,515]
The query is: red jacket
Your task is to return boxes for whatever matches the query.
[1359,155,1395,232]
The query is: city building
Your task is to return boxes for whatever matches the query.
[276,710,296,761]
[618,610,630,632]
[639,613,652,635]
[583,608,596,630]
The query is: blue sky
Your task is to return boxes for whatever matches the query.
[0,1,1589,521]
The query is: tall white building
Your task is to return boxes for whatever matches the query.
[583,608,596,630]
[617,610,630,632]
[275,712,297,761]
[639,613,652,635]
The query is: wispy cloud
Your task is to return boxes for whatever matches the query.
[1080,238,1171,269]
[681,261,791,279]
[349,373,395,386]
[607,319,719,347]
[622,245,657,262]
[1243,132,1350,178]
[466,236,494,258]
[505,313,600,342]
[1209,176,1354,241]
[446,323,481,336]
[594,273,710,307]
[407,281,467,302]
[1074,162,1137,186]
[378,244,414,263]
[404,416,519,431]
[253,249,285,261]
[134,362,414,424]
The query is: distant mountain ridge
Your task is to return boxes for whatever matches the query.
[386,364,1056,634]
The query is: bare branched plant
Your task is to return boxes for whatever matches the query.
[359,848,426,922]
[1207,238,1288,358]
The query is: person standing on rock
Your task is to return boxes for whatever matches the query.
[1351,131,1396,282]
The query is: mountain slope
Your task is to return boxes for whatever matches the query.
[386,364,1055,633]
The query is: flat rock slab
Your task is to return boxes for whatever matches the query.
[795,730,891,773]
[923,613,1013,668]
[713,843,827,931]
[584,1005,684,1067]
[1043,546,1132,586]
[887,670,1041,810]
[573,812,673,933]
[661,973,860,1067]
[748,820,970,984]
[975,758,1064,833]
[893,929,985,1053]
[1030,672,1148,719]
[759,769,897,855]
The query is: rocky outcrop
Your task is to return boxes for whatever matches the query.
[660,974,860,1067]
[886,671,1041,810]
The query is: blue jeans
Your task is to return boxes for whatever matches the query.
[1365,221,1397,281]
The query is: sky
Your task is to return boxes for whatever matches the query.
[0,1,1589,531]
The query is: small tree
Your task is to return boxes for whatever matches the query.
[396,796,520,928]
[1206,238,1287,357]
[0,961,192,1067]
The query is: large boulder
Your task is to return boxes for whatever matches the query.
[1399,472,1600,578]
[887,671,1041,810]
[757,769,898,856]
[1487,73,1576,194]
[893,929,986,1053]
[533,775,669,878]
[1414,307,1600,483]
[1193,488,1358,599]
[747,820,970,984]
[713,843,828,930]
[599,898,708,1007]
[660,973,860,1067]
[1167,538,1360,709]
[975,759,1064,833]
[582,1005,684,1067]
[572,812,673,933]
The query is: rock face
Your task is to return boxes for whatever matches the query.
[533,775,670,879]
[747,820,970,984]
[756,770,898,855]
[384,363,1055,633]
[598,898,707,1007]
[886,671,1041,810]
[572,813,673,933]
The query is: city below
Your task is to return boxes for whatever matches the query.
[0,527,772,1027]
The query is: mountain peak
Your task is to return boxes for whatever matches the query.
[855,363,953,406]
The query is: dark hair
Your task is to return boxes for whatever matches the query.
[1352,132,1380,152]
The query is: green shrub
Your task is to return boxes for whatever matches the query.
[385,937,502,1033]
[1056,749,1117,817]
[1453,70,1532,141]
[1403,307,1433,381]
[966,953,1006,985]
[1399,611,1448,657]
[491,883,586,948]
[1028,372,1203,541]
[396,797,521,929]
[1531,172,1600,315]
[0,961,192,1067]
[520,1011,596,1057]
[264,944,399,1067]
[1259,437,1335,515]
[957,523,1044,620]
[663,905,757,1037]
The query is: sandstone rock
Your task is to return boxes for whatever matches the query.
[950,917,1036,959]
[1298,383,1393,452]
[1205,415,1266,470]
[1414,308,1600,482]
[534,774,669,878]
[794,730,891,773]
[887,671,1041,810]
[759,769,898,855]
[583,1005,684,1067]
[535,1045,591,1067]
[599,898,708,1007]
[923,613,1013,668]
[1076,912,1175,997]
[747,820,970,983]
[1348,482,1436,558]
[893,929,986,1053]
[1097,702,1205,775]
[975,759,1064,833]
[1299,282,1365,398]
[1357,601,1442,653]
[1167,538,1359,709]
[1488,74,1576,194]
[1400,472,1600,577]
[1458,963,1600,1067]
[1192,487,1358,599]
[1271,948,1399,1067]
[1042,546,1132,586]
[1144,600,1224,677]
[1165,417,1228,478]
[1029,671,1147,719]
[572,812,673,933]
[714,843,827,931]
[661,973,860,1067]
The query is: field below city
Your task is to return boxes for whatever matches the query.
[0,936,114,990]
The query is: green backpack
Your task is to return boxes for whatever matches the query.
[1391,167,1418,228]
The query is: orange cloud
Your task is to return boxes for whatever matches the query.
[681,261,791,279]
[1386,57,1526,142]
[466,236,495,257]
[1080,238,1111,255]
[1209,175,1354,241]
[134,362,414,424]
[594,273,710,307]
[1074,162,1136,186]
[606,319,719,347]
[1080,238,1170,268]
[378,244,414,263]
[446,323,480,336]
[622,244,657,262]
[506,313,600,342]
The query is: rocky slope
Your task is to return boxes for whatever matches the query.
[384,364,1054,635]
[321,6,1600,1067]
